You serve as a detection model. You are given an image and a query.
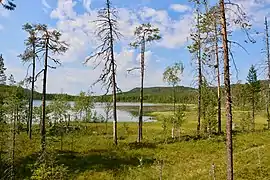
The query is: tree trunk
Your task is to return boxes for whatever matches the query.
[172,85,176,139]
[265,17,270,130]
[29,40,36,140]
[41,37,48,154]
[138,36,145,143]
[107,0,118,145]
[220,0,233,179]
[252,93,255,131]
[12,109,16,180]
[214,16,222,134]
[197,8,202,136]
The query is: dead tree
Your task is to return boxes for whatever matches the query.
[265,17,270,129]
[85,0,121,145]
[220,0,233,179]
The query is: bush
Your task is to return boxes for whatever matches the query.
[31,163,69,180]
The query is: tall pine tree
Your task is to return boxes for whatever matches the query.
[0,54,6,85]
[246,65,261,131]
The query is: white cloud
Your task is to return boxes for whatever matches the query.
[42,0,51,9]
[44,0,196,94]
[50,0,77,20]
[170,4,191,13]
[83,0,91,12]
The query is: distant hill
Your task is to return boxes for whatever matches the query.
[2,79,269,104]
[95,86,198,104]
[0,84,77,101]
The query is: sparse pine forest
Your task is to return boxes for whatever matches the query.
[1,0,270,180]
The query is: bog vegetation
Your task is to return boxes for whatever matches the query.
[1,0,270,180]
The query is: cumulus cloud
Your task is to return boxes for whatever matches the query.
[170,4,191,13]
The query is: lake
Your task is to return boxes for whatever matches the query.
[33,100,157,122]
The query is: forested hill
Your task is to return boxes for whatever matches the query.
[2,80,269,104]
[0,84,77,101]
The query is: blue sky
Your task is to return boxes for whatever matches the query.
[0,0,270,95]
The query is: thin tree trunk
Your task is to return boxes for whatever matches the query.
[138,36,145,143]
[41,36,49,154]
[252,94,255,131]
[29,39,36,140]
[265,17,270,130]
[172,84,176,139]
[220,0,233,179]
[107,0,118,145]
[12,109,16,180]
[197,8,202,136]
[214,16,222,134]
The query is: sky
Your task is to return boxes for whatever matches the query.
[1,0,270,95]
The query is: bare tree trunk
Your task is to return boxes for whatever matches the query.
[197,8,202,136]
[41,37,48,154]
[252,94,255,131]
[265,17,270,130]
[214,17,222,134]
[220,0,233,179]
[138,36,145,143]
[172,84,176,139]
[29,40,36,140]
[12,109,16,180]
[107,0,118,145]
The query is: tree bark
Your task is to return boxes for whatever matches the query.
[265,17,270,130]
[138,36,145,143]
[12,109,16,180]
[41,36,48,154]
[172,84,176,138]
[214,16,222,134]
[107,0,118,145]
[220,0,233,179]
[29,37,36,140]
[197,8,202,136]
[252,93,255,131]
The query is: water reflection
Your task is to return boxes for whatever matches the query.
[33,101,156,122]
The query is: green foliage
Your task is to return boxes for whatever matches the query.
[240,112,252,132]
[31,162,69,180]
[201,79,217,134]
[1,0,16,10]
[163,62,184,87]
[130,23,161,48]
[173,105,186,133]
[74,91,94,122]
[49,95,71,124]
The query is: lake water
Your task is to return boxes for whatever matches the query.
[33,100,157,122]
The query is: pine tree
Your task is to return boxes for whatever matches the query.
[19,23,39,139]
[188,1,203,135]
[33,24,68,157]
[129,23,161,143]
[0,54,6,123]
[246,65,261,131]
[220,0,233,178]
[0,54,7,85]
[0,0,16,10]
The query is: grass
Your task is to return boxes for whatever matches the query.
[2,108,270,179]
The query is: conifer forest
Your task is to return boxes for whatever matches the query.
[1,0,270,179]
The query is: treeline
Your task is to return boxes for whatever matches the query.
[0,84,77,101]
